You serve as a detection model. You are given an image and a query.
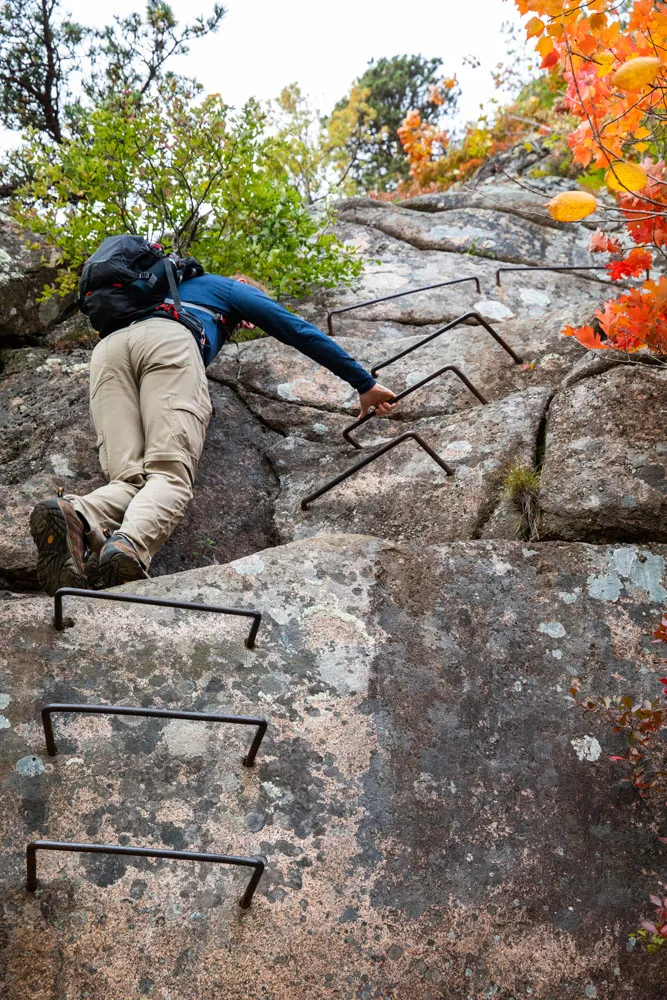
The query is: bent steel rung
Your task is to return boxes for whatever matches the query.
[326,276,481,335]
[26,840,265,908]
[370,310,523,378]
[41,703,268,768]
[343,365,488,449]
[54,588,262,649]
[301,431,454,510]
[495,264,608,287]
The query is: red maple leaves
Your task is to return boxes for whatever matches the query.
[606,247,653,280]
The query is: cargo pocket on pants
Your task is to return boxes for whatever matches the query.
[168,397,211,478]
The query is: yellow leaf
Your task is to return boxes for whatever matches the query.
[596,53,615,78]
[536,36,555,58]
[633,142,649,152]
[548,22,564,38]
[611,56,662,91]
[547,191,597,222]
[605,161,648,192]
[526,16,544,38]
[634,126,652,139]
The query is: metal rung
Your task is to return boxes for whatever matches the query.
[343,365,488,449]
[26,840,265,908]
[495,264,608,287]
[370,310,523,378]
[41,703,268,767]
[54,588,262,649]
[301,431,454,510]
[326,277,481,335]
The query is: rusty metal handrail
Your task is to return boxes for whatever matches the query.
[54,588,262,649]
[326,277,481,335]
[343,365,488,449]
[495,265,608,287]
[370,310,523,378]
[26,840,265,908]
[41,703,268,767]
[301,431,454,510]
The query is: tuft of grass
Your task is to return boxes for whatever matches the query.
[504,461,540,499]
[504,461,541,539]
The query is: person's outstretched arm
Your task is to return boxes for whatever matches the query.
[226,280,397,417]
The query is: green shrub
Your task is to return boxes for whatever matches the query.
[12,87,362,301]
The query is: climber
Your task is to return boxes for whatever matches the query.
[29,270,397,595]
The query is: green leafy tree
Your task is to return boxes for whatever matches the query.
[332,54,459,192]
[0,0,225,145]
[0,0,84,142]
[13,87,362,300]
[269,82,376,203]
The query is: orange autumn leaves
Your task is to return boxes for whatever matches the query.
[516,0,667,354]
[396,80,457,188]
[562,242,660,351]
[397,109,450,187]
[563,276,667,353]
[515,1,667,171]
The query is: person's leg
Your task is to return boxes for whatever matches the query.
[31,329,146,594]
[98,318,211,578]
[64,330,146,553]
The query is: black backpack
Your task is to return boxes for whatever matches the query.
[78,234,206,343]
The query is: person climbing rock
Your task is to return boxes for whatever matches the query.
[30,252,397,595]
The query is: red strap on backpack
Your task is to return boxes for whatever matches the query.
[154,302,180,321]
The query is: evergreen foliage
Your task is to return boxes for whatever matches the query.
[332,54,458,191]
[0,0,225,145]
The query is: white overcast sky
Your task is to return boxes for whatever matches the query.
[62,0,525,126]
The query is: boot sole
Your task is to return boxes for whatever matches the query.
[29,500,86,596]
[97,550,148,589]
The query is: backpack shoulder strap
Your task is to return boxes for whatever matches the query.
[165,258,183,312]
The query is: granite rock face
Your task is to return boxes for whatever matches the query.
[1,537,666,999]
[539,366,667,542]
[338,197,596,266]
[270,389,550,546]
[0,349,104,590]
[398,178,618,233]
[0,210,63,346]
[300,220,611,331]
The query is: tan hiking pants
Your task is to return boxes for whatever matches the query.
[66,317,212,568]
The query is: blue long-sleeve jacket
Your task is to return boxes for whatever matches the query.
[174,274,376,393]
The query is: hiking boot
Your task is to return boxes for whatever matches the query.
[29,498,87,596]
[97,533,148,589]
